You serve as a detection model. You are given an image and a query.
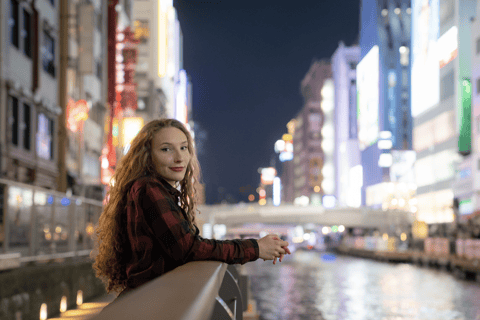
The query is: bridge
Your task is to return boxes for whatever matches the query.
[198,203,415,231]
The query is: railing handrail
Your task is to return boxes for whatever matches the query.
[92,261,228,320]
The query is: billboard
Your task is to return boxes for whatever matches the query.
[356,45,379,150]
[411,0,440,117]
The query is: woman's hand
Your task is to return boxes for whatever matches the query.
[257,234,291,265]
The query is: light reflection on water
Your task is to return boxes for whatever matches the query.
[244,250,480,320]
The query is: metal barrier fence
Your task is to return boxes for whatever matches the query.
[93,262,248,320]
[0,178,103,268]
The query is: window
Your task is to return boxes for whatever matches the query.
[96,60,102,80]
[477,37,480,55]
[477,77,480,95]
[349,62,357,70]
[23,103,31,150]
[96,12,102,31]
[37,113,54,160]
[22,9,32,58]
[440,70,454,100]
[10,0,19,48]
[42,30,55,77]
[10,96,19,146]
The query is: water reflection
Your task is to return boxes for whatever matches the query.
[244,250,480,320]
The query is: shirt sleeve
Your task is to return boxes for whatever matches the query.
[136,181,260,265]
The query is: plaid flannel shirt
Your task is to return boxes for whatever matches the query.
[124,175,259,289]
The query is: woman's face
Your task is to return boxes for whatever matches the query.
[151,127,191,187]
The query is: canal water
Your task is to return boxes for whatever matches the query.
[243,250,480,320]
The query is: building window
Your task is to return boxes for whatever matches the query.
[349,62,357,70]
[476,37,480,55]
[22,9,32,58]
[96,60,102,80]
[477,77,480,95]
[10,0,19,48]
[96,12,102,31]
[10,96,19,146]
[23,103,31,150]
[42,30,55,77]
[37,113,54,160]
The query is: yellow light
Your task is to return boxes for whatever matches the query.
[382,233,388,241]
[157,4,168,77]
[60,296,67,313]
[56,226,62,233]
[282,134,293,141]
[400,233,407,241]
[45,233,52,240]
[314,185,320,193]
[40,303,47,320]
[77,290,83,306]
[259,199,266,206]
[121,117,144,147]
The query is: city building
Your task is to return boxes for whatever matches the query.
[412,0,477,224]
[64,0,111,200]
[132,0,186,121]
[0,0,62,189]
[358,0,414,210]
[470,0,480,218]
[292,59,332,205]
[331,42,361,208]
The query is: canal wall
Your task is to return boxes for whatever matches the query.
[0,258,105,320]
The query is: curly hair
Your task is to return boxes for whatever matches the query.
[91,118,202,294]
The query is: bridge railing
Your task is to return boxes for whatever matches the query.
[0,178,103,269]
[93,262,248,320]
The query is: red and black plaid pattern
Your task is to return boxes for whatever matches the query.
[124,175,259,289]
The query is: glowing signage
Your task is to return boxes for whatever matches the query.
[133,20,150,43]
[273,177,281,206]
[66,99,89,132]
[261,167,276,185]
[175,69,188,125]
[157,1,169,77]
[121,117,144,147]
[438,26,458,69]
[459,79,471,155]
[411,0,440,117]
[356,45,379,150]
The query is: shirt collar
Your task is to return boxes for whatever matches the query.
[151,172,182,199]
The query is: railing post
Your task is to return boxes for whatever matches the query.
[211,268,243,320]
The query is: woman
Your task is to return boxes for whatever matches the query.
[92,118,290,300]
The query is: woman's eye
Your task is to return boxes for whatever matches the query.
[181,146,188,150]
[161,148,170,152]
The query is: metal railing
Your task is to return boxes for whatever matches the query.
[92,261,247,320]
[0,178,103,268]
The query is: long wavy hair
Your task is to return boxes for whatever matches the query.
[91,118,202,294]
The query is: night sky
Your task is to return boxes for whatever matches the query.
[173,0,360,204]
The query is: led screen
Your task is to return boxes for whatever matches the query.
[356,45,379,150]
[411,0,440,117]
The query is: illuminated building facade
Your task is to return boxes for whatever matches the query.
[0,0,62,189]
[293,60,332,206]
[412,0,477,224]
[65,0,115,199]
[358,0,413,209]
[331,42,361,207]
[277,121,295,203]
[132,0,187,122]
[469,0,480,217]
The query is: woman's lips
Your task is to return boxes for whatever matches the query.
[169,167,184,172]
